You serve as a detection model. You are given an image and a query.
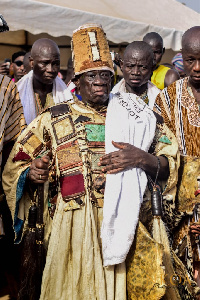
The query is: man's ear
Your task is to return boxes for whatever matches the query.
[120,60,123,71]
[9,63,14,74]
[163,47,165,55]
[29,57,34,69]
[74,77,80,94]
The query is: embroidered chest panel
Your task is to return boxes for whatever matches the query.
[50,103,106,208]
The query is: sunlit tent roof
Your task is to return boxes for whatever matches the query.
[0,0,199,65]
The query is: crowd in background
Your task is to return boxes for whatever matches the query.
[1,13,200,300]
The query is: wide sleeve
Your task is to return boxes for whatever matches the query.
[155,123,180,230]
[154,83,177,138]
[2,111,53,242]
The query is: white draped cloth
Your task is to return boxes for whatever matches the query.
[17,70,73,124]
[101,91,157,266]
[112,78,160,110]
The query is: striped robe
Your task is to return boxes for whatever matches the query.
[0,74,26,176]
[154,77,200,156]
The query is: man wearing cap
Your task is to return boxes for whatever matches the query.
[171,52,186,79]
[3,24,179,299]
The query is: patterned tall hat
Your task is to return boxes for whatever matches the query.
[71,23,114,76]
[0,14,9,32]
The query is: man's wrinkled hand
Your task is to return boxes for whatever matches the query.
[28,155,50,184]
[99,141,143,174]
[0,62,10,76]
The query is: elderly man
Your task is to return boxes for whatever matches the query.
[143,32,179,89]
[3,25,179,299]
[17,38,72,125]
[155,26,200,297]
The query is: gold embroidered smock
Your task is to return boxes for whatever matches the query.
[34,92,55,115]
[3,97,179,300]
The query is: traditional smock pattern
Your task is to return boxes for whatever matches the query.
[3,97,179,300]
[155,77,200,296]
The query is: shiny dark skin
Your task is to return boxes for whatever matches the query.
[99,42,169,180]
[30,38,60,107]
[28,156,50,185]
[182,45,200,103]
[99,141,169,180]
[120,46,153,95]
[78,70,111,108]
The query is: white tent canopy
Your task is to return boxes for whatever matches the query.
[0,0,199,65]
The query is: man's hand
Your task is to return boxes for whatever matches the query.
[28,155,49,184]
[99,141,169,179]
[0,62,10,76]
[99,141,144,174]
[190,223,200,235]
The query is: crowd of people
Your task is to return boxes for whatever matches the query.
[0,12,200,300]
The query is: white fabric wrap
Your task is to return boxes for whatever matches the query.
[112,78,160,110]
[101,92,156,266]
[17,70,73,125]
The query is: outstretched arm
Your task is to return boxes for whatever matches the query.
[99,141,169,180]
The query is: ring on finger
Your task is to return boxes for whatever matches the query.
[39,174,42,180]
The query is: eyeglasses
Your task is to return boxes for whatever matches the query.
[14,60,24,67]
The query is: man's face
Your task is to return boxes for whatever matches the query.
[79,70,111,106]
[121,49,153,91]
[12,55,25,82]
[146,40,164,65]
[182,45,200,87]
[32,47,60,85]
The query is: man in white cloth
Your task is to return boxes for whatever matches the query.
[100,41,183,299]
[17,38,73,125]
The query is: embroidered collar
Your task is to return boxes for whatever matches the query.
[180,77,200,126]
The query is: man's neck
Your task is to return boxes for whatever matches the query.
[125,82,148,96]
[33,76,53,94]
[33,76,53,107]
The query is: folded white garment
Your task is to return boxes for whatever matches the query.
[17,70,73,124]
[101,92,156,266]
